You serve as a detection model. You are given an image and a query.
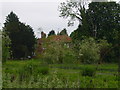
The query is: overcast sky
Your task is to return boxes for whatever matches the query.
[0,0,119,38]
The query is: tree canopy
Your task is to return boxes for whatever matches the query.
[48,30,56,37]
[3,11,36,59]
[59,0,89,26]
[87,2,120,44]
[68,1,120,44]
[61,1,120,63]
[59,28,68,36]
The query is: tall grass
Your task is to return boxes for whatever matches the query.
[2,60,118,88]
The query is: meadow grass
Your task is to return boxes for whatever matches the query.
[2,59,118,88]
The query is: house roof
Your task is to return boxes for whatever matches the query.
[38,35,72,44]
[48,35,72,42]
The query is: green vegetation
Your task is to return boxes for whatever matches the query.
[2,31,11,63]
[81,66,96,77]
[48,30,56,36]
[40,41,76,64]
[59,28,68,36]
[3,11,36,59]
[2,0,120,88]
[2,60,118,88]
[79,37,100,64]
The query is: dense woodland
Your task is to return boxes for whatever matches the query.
[1,1,120,88]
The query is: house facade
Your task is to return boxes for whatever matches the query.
[37,32,72,54]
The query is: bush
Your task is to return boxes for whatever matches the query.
[18,62,35,82]
[2,31,11,63]
[37,66,49,75]
[98,39,111,63]
[98,39,118,63]
[42,41,76,64]
[82,66,96,77]
[18,61,49,82]
[79,37,100,64]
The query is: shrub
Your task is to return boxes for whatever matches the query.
[98,39,119,63]
[79,37,100,64]
[42,41,76,64]
[62,45,76,64]
[37,66,49,75]
[98,39,112,63]
[18,62,35,82]
[81,66,96,77]
[18,61,49,82]
[2,31,11,63]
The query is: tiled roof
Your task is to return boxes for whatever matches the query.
[48,35,72,42]
[38,35,72,43]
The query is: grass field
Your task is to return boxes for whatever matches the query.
[2,59,119,88]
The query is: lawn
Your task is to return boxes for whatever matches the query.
[2,59,119,88]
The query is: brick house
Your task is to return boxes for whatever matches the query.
[37,32,72,54]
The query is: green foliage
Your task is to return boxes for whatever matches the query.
[42,42,76,64]
[81,66,96,77]
[59,0,86,26]
[37,65,49,75]
[97,39,119,63]
[2,60,118,88]
[60,1,119,63]
[2,31,11,63]
[59,28,68,36]
[41,31,46,38]
[79,37,100,64]
[87,2,120,43]
[12,61,48,83]
[4,11,36,59]
[70,29,79,41]
[48,30,56,37]
[98,39,112,63]
[18,61,49,79]
[63,49,76,64]
[70,25,88,42]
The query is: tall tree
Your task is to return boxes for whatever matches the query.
[59,28,68,36]
[70,25,81,41]
[48,30,56,36]
[3,11,36,59]
[59,0,91,41]
[41,31,46,38]
[87,2,120,43]
[59,0,89,26]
